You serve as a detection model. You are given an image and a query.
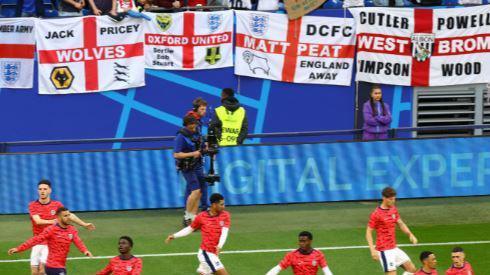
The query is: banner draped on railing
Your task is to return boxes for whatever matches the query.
[1,137,489,214]
[35,16,145,94]
[144,11,234,70]
[0,18,35,89]
[234,11,356,86]
[350,6,490,86]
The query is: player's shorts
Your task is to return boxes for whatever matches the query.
[197,249,225,274]
[378,247,411,272]
[30,244,48,266]
[45,267,67,275]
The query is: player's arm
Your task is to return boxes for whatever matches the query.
[165,226,195,243]
[8,227,51,255]
[266,265,283,275]
[95,262,113,275]
[69,213,96,231]
[31,214,57,225]
[215,227,229,254]
[396,218,417,244]
[322,266,333,275]
[366,226,379,261]
[73,231,92,257]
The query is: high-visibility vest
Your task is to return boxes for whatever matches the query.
[215,106,245,146]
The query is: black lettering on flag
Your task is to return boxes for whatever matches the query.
[359,60,410,76]
[441,62,481,76]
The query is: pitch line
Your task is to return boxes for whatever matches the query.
[1,240,489,263]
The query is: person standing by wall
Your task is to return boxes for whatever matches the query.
[174,116,206,227]
[210,88,248,146]
[362,85,392,140]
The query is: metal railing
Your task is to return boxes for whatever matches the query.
[1,124,489,153]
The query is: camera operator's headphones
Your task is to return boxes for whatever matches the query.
[192,98,202,112]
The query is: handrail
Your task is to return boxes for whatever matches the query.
[1,124,489,151]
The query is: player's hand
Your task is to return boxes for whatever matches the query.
[165,234,175,244]
[370,249,379,261]
[8,248,18,255]
[83,223,96,231]
[215,246,221,255]
[192,151,201,158]
[172,0,181,8]
[84,251,93,257]
[409,234,418,244]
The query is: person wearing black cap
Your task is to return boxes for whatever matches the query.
[210,88,248,146]
[174,115,206,227]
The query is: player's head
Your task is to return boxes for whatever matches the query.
[56,207,71,226]
[451,247,465,267]
[298,231,313,251]
[381,187,397,207]
[419,251,437,269]
[118,236,133,254]
[37,179,52,200]
[370,84,382,102]
[183,115,198,132]
[221,88,234,100]
[210,193,225,213]
[192,97,207,117]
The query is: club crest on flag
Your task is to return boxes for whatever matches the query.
[205,47,221,65]
[411,33,435,62]
[156,14,172,32]
[50,66,74,90]
[249,13,269,37]
[207,13,223,33]
[1,61,21,85]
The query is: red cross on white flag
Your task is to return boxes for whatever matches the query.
[36,16,145,94]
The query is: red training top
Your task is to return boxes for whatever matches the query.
[28,200,64,244]
[279,249,328,275]
[445,262,474,275]
[97,256,143,275]
[368,206,400,251]
[16,224,87,268]
[191,210,231,254]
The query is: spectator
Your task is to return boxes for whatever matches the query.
[362,84,392,140]
[210,88,248,146]
[150,0,182,9]
[58,0,85,17]
[87,0,115,15]
[15,0,45,17]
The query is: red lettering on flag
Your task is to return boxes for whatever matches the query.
[0,44,35,59]
[282,19,302,83]
[411,9,433,87]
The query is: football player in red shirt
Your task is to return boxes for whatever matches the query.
[415,251,438,275]
[366,187,418,275]
[97,236,143,275]
[266,231,333,275]
[445,247,474,275]
[166,193,230,275]
[28,179,95,275]
[8,207,93,275]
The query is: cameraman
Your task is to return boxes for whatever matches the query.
[185,97,210,211]
[174,116,206,226]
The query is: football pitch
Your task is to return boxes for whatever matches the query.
[1,196,489,274]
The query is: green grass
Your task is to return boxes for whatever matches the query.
[1,196,490,274]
